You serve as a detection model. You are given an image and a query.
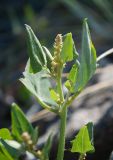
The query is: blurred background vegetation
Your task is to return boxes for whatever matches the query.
[0,0,113,127]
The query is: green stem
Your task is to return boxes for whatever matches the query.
[57,105,67,160]
[56,63,68,160]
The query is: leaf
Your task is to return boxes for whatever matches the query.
[0,129,12,140]
[61,33,78,63]
[20,69,57,106]
[32,127,38,145]
[0,152,10,160]
[49,89,59,102]
[71,122,95,154]
[0,139,22,159]
[24,59,33,73]
[65,80,72,91]
[42,46,53,71]
[11,103,35,142]
[42,135,52,160]
[0,150,13,160]
[65,61,79,93]
[42,46,53,60]
[74,19,97,92]
[73,42,79,60]
[68,63,79,83]
[25,24,47,73]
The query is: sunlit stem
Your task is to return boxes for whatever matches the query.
[56,62,67,160]
[56,91,70,160]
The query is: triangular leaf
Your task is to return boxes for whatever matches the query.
[61,33,78,63]
[74,19,97,92]
[25,24,47,73]
[20,69,57,106]
[11,103,35,142]
[71,122,95,154]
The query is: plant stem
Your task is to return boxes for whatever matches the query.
[57,105,67,160]
[56,62,68,160]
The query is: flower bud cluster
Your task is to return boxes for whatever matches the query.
[54,34,63,55]
[51,34,63,76]
[22,132,44,159]
[56,97,64,105]
[36,150,43,158]
[21,132,34,150]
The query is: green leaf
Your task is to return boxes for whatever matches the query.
[0,129,12,140]
[68,63,79,84]
[49,89,59,102]
[65,62,79,93]
[25,24,47,73]
[71,122,95,154]
[0,149,13,160]
[25,59,33,73]
[42,46,53,71]
[20,69,57,106]
[61,33,78,63]
[0,152,10,160]
[42,135,52,160]
[0,139,22,159]
[32,127,38,145]
[11,103,35,142]
[73,43,79,60]
[65,80,72,91]
[74,19,97,92]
